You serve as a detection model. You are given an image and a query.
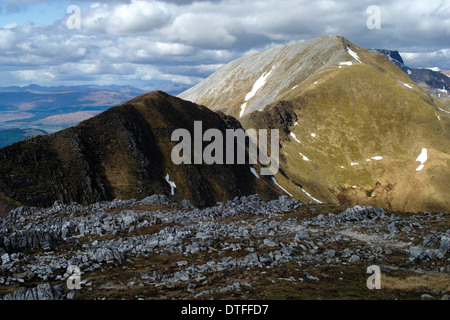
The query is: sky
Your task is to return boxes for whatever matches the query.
[0,0,449,91]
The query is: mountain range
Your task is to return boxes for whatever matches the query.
[373,49,450,105]
[0,35,448,213]
[1,49,447,149]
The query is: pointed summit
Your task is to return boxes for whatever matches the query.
[179,35,364,118]
[0,91,281,209]
[180,36,450,212]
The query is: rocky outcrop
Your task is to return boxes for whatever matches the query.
[0,195,448,300]
[0,283,65,300]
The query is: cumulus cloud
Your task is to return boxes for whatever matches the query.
[0,0,448,89]
[402,49,450,68]
[161,12,237,48]
[0,29,16,50]
[12,69,56,81]
[83,1,174,35]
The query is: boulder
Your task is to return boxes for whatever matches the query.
[440,236,450,254]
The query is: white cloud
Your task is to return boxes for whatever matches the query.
[3,22,18,29]
[159,73,203,85]
[83,1,173,35]
[0,29,16,50]
[401,49,450,68]
[161,12,237,48]
[0,0,448,89]
[12,69,55,81]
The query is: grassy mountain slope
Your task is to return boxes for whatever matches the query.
[179,36,450,212]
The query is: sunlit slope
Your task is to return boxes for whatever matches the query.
[250,62,449,212]
[180,36,450,212]
[180,36,359,118]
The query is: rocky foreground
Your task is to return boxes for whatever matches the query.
[0,195,448,300]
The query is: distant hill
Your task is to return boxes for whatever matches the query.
[0,84,147,133]
[372,49,450,102]
[0,128,47,149]
[441,70,450,77]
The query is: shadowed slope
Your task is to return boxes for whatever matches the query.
[0,91,281,209]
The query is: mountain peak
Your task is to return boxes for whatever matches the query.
[0,91,281,209]
[179,36,450,212]
[179,36,365,119]
[373,49,405,65]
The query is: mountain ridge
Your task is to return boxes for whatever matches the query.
[179,35,450,212]
[372,49,450,103]
[0,91,281,209]
[1,36,448,213]
[179,36,359,119]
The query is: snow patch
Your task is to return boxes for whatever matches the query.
[314,81,318,85]
[292,85,298,90]
[239,102,247,118]
[272,177,293,197]
[165,174,176,195]
[290,132,301,144]
[311,133,316,138]
[415,148,428,171]
[403,83,413,89]
[437,107,450,115]
[239,66,273,117]
[351,162,359,166]
[298,152,310,162]
[372,156,383,161]
[436,113,441,121]
[297,187,322,204]
[245,68,273,101]
[438,86,448,94]
[294,122,298,126]
[407,69,412,75]
[347,47,362,63]
[250,167,260,179]
[340,166,345,169]
[340,61,353,66]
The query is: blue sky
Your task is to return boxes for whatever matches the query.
[0,0,449,90]
[1,1,70,27]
